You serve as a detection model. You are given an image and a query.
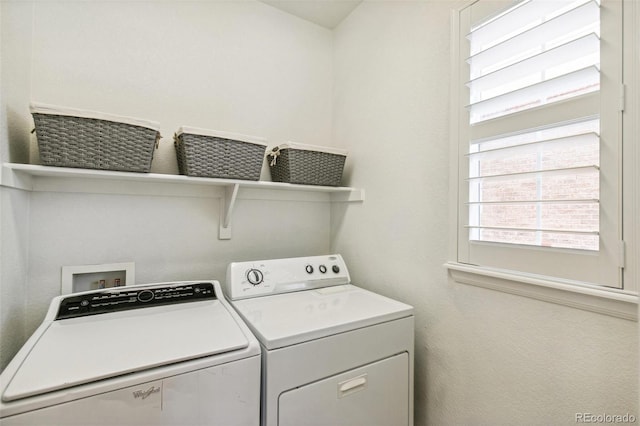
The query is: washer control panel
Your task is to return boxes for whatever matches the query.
[225,254,350,300]
[56,282,216,320]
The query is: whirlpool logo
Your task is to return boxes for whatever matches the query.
[132,385,161,400]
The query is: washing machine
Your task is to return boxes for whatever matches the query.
[0,281,261,425]
[225,254,414,426]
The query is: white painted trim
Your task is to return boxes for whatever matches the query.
[0,163,364,240]
[0,163,364,202]
[449,7,462,263]
[445,262,638,321]
[450,0,625,288]
[622,0,640,294]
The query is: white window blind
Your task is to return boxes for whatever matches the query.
[455,0,622,288]
[467,0,601,124]
[468,118,600,250]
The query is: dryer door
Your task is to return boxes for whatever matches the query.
[278,352,409,426]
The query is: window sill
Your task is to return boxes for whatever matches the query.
[445,262,638,321]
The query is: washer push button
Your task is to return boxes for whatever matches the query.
[137,290,155,303]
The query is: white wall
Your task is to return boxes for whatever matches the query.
[331,1,638,425]
[0,188,29,371]
[0,1,32,370]
[0,1,31,166]
[0,0,334,370]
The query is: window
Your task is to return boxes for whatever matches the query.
[453,0,623,288]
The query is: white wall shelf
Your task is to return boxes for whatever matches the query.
[1,163,364,239]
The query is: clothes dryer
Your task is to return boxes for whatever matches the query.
[0,281,260,425]
[225,254,414,426]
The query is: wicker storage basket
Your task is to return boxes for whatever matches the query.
[30,102,161,173]
[267,142,347,187]
[174,126,267,180]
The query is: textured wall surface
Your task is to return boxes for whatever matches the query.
[0,1,33,370]
[0,188,29,371]
[331,1,638,425]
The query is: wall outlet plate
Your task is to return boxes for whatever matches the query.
[61,262,135,294]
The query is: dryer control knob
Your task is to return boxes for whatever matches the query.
[247,269,264,286]
[319,265,327,274]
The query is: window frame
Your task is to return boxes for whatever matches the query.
[447,0,639,320]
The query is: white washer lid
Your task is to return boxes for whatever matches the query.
[30,102,160,131]
[231,285,413,350]
[2,300,248,401]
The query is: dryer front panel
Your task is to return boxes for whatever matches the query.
[278,353,409,426]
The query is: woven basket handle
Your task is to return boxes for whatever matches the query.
[267,146,280,166]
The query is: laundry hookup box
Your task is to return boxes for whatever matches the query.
[267,142,348,186]
[30,102,161,173]
[174,126,268,180]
